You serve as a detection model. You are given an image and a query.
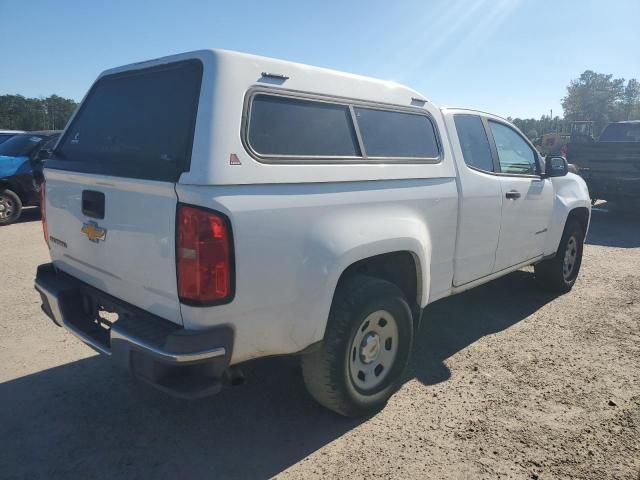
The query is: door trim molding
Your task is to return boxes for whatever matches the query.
[451,255,542,293]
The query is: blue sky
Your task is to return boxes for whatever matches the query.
[1,0,638,118]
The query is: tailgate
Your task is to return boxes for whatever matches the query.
[569,143,640,180]
[44,169,182,324]
[41,58,204,326]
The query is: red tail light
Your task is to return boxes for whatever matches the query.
[40,182,49,247]
[177,204,234,304]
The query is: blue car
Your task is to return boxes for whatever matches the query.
[0,130,25,144]
[0,131,60,225]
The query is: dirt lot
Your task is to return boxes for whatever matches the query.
[1,206,638,480]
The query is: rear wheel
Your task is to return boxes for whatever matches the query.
[302,275,414,417]
[0,189,22,226]
[534,219,584,292]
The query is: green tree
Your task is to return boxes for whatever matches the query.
[562,71,630,135]
[0,94,77,131]
[512,116,569,140]
[620,79,640,120]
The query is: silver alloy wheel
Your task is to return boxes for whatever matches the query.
[0,194,14,220]
[348,310,399,392]
[563,236,578,280]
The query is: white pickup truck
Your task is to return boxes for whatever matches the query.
[35,49,591,417]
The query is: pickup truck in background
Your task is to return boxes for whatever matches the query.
[34,50,591,417]
[567,120,640,206]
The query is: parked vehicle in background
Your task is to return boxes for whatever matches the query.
[566,122,594,174]
[534,121,594,158]
[34,50,591,417]
[569,121,594,143]
[0,131,60,225]
[0,130,25,144]
[567,120,640,206]
[536,132,571,156]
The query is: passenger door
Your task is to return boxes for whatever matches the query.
[448,114,503,286]
[486,120,554,272]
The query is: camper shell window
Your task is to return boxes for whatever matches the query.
[51,60,203,182]
[245,90,441,164]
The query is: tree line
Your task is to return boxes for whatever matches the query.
[510,71,640,139]
[0,95,77,131]
[1,69,639,138]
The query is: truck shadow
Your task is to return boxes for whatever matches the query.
[0,271,556,480]
[0,352,360,479]
[411,270,558,386]
[586,204,640,248]
[15,206,41,224]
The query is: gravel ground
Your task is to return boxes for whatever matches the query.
[1,206,638,480]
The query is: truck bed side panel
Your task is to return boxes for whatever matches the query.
[176,178,458,364]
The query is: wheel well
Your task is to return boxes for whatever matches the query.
[337,251,420,314]
[567,207,590,238]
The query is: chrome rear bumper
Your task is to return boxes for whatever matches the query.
[35,263,234,399]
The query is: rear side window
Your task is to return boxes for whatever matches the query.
[248,95,360,157]
[54,60,202,182]
[246,92,441,162]
[453,115,494,172]
[599,123,640,142]
[354,107,439,158]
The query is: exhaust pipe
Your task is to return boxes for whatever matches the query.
[224,365,245,386]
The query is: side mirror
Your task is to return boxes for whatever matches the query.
[545,156,569,177]
[35,149,52,162]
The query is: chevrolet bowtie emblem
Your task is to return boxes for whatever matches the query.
[81,221,107,243]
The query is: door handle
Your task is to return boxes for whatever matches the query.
[505,190,521,200]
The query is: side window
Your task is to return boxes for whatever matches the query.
[489,121,538,175]
[453,115,494,172]
[353,107,439,158]
[245,92,442,162]
[248,95,361,158]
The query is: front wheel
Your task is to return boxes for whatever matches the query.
[302,275,414,417]
[534,219,584,292]
[0,189,22,226]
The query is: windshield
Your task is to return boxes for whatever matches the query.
[0,134,18,144]
[572,123,592,136]
[0,134,45,156]
[599,123,640,142]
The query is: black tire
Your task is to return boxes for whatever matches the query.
[0,189,22,226]
[534,219,584,292]
[302,275,414,417]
